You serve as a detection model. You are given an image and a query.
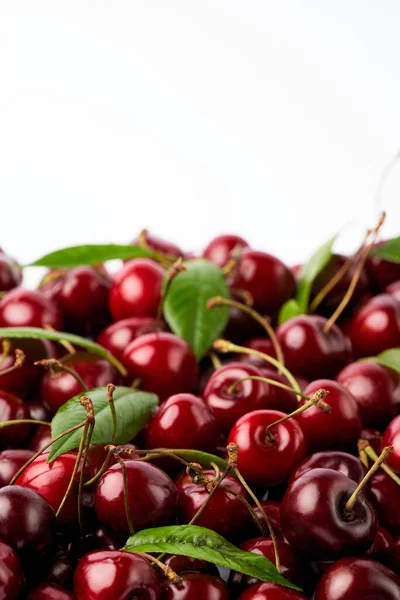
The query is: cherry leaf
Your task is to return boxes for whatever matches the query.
[369,237,400,264]
[366,348,400,373]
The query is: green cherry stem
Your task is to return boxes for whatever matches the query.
[107,383,117,444]
[0,348,25,378]
[359,439,400,486]
[134,552,182,584]
[228,375,310,401]
[0,419,51,428]
[77,418,95,530]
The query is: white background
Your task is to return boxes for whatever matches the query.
[1,1,400,284]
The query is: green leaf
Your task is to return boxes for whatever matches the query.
[27,244,174,268]
[0,327,127,376]
[296,234,337,313]
[49,386,158,462]
[161,449,228,472]
[163,259,230,360]
[366,348,400,373]
[278,299,302,325]
[124,525,300,590]
[370,237,400,264]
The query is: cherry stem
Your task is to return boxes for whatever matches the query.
[77,420,95,530]
[208,297,285,370]
[213,339,300,400]
[0,348,25,378]
[117,455,135,536]
[208,351,222,370]
[0,419,51,428]
[156,257,186,321]
[219,484,267,537]
[359,439,400,487]
[220,245,243,277]
[309,254,356,313]
[137,229,179,268]
[344,446,393,515]
[107,383,117,444]
[134,552,182,584]
[83,448,113,488]
[43,323,76,355]
[0,339,11,367]
[34,358,88,392]
[228,375,310,401]
[230,288,254,307]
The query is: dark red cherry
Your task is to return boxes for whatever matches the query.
[246,500,283,540]
[0,449,35,487]
[236,582,309,600]
[0,338,54,398]
[109,258,164,321]
[369,471,400,536]
[161,572,229,600]
[289,450,367,486]
[123,333,198,400]
[27,583,75,600]
[94,460,178,537]
[0,486,56,553]
[97,316,165,362]
[386,279,400,303]
[84,442,137,475]
[367,241,400,290]
[296,380,362,453]
[383,415,400,472]
[0,289,63,329]
[277,315,351,379]
[0,538,24,600]
[26,397,50,422]
[162,555,219,577]
[257,369,299,414]
[383,537,400,577]
[227,409,306,488]
[29,425,52,453]
[230,249,296,313]
[365,526,394,557]
[0,253,22,292]
[67,525,119,565]
[238,338,276,368]
[336,361,397,427]
[203,362,277,432]
[73,550,161,600]
[16,452,94,526]
[132,230,183,258]
[147,393,221,453]
[280,468,377,560]
[175,469,248,537]
[203,234,249,268]
[0,391,31,445]
[360,428,383,455]
[345,294,400,357]
[40,351,119,414]
[314,557,400,600]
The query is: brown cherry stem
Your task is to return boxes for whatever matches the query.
[34,358,88,392]
[219,484,267,537]
[220,245,243,277]
[0,349,25,377]
[118,455,135,536]
[359,439,400,486]
[228,375,310,401]
[44,323,76,354]
[107,383,117,444]
[156,257,186,321]
[83,447,113,488]
[77,419,95,530]
[208,351,222,370]
[309,254,356,313]
[134,552,182,584]
[136,229,178,268]
[230,288,254,307]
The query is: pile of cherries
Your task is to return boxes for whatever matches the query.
[0,229,399,599]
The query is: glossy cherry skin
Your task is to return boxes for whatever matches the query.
[95,460,178,537]
[360,428,383,455]
[289,451,367,486]
[236,582,309,600]
[386,279,400,303]
[40,351,119,414]
[29,425,52,452]
[365,526,394,557]
[0,391,31,445]
[246,500,283,540]
[175,469,248,537]
[203,234,249,268]
[161,572,229,600]
[0,485,56,553]
[123,333,199,400]
[228,410,306,488]
[367,241,400,290]
[336,361,397,427]
[162,555,219,577]
[109,258,164,321]
[203,362,277,432]
[0,539,24,600]
[257,369,299,414]
[314,557,400,600]
[0,338,54,398]
[383,415,400,472]
[16,452,94,526]
[73,550,161,600]
[132,230,183,258]
[230,249,296,313]
[296,380,362,453]
[68,525,119,565]
[369,471,400,536]
[345,294,400,357]
[0,449,35,487]
[383,537,400,577]
[280,468,377,560]
[0,253,22,292]
[27,583,75,600]
[97,316,165,362]
[238,338,276,368]
[146,393,221,453]
[276,315,351,379]
[0,289,63,329]
[26,397,50,422]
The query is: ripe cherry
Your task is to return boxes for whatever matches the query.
[162,555,219,577]
[238,338,276,367]
[73,550,160,600]
[236,582,309,599]
[94,460,178,537]
[27,583,75,600]
[228,409,306,488]
[0,539,24,600]
[367,241,400,290]
[0,289,63,330]
[0,253,22,292]
[123,333,198,400]
[29,425,52,453]
[0,449,35,487]
[365,525,394,557]
[161,572,230,599]
[109,258,164,321]
[383,415,400,472]
[360,428,383,455]
[133,230,183,258]
[386,279,400,303]
[0,390,31,445]
[289,450,367,486]
[97,316,165,362]
[0,339,54,398]
[246,500,283,540]
[203,234,249,268]
[369,471,400,536]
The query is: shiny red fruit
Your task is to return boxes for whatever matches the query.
[367,241,400,290]
[247,500,283,540]
[0,253,22,292]
[203,234,249,268]
[0,449,35,487]
[161,572,229,599]
[0,289,63,329]
[27,583,75,600]
[237,582,309,599]
[386,279,400,303]
[0,391,31,445]
[369,470,400,536]
[289,450,366,486]
[97,316,165,362]
[0,539,24,600]
[0,339,54,397]
[132,230,183,258]
[383,415,400,472]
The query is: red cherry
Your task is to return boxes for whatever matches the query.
[369,471,400,536]
[257,369,299,414]
[289,450,367,486]
[383,415,400,472]
[383,537,400,577]
[296,380,362,453]
[236,582,309,600]
[203,234,249,268]
[360,428,383,455]
[246,500,283,540]
[0,449,35,487]
[73,550,160,600]
[27,583,75,600]
[365,525,394,557]
[97,316,165,362]
[0,391,31,445]
[161,572,229,600]
[277,315,351,379]
[314,557,400,600]
[26,397,50,422]
[146,393,221,453]
[0,289,63,329]
[122,333,198,400]
[0,339,54,398]
[227,409,306,488]
[132,230,183,258]
[0,539,24,600]
[366,240,400,290]
[109,258,164,321]
[29,425,53,453]
[280,468,377,560]
[386,279,400,303]
[94,460,178,537]
[238,338,276,368]
[162,555,219,577]
[0,253,22,292]
[67,525,119,564]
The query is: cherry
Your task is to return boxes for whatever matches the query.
[40,351,119,414]
[203,234,249,268]
[29,425,52,453]
[202,362,277,432]
[175,469,248,537]
[26,397,50,422]
[133,230,183,258]
[0,539,24,600]
[276,315,351,379]
[296,380,362,453]
[0,390,31,445]
[0,339,54,398]
[109,258,165,321]
[27,583,75,600]
[0,289,63,330]
[0,486,56,553]
[366,240,400,290]
[280,468,377,560]
[336,360,397,427]
[236,582,309,600]
[365,526,394,557]
[94,460,178,537]
[238,338,276,367]
[230,249,296,313]
[289,450,367,486]
[257,370,299,413]
[123,333,199,400]
[384,537,400,577]
[386,279,400,303]
[360,428,383,455]
[0,449,35,487]
[0,253,22,292]
[383,415,400,472]
[161,572,229,599]
[227,409,306,488]
[73,550,160,600]
[369,471,400,536]
[246,500,284,540]
[345,294,400,357]
[84,442,137,475]
[97,316,165,362]
[314,557,400,599]
[162,555,219,577]
[68,525,119,564]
